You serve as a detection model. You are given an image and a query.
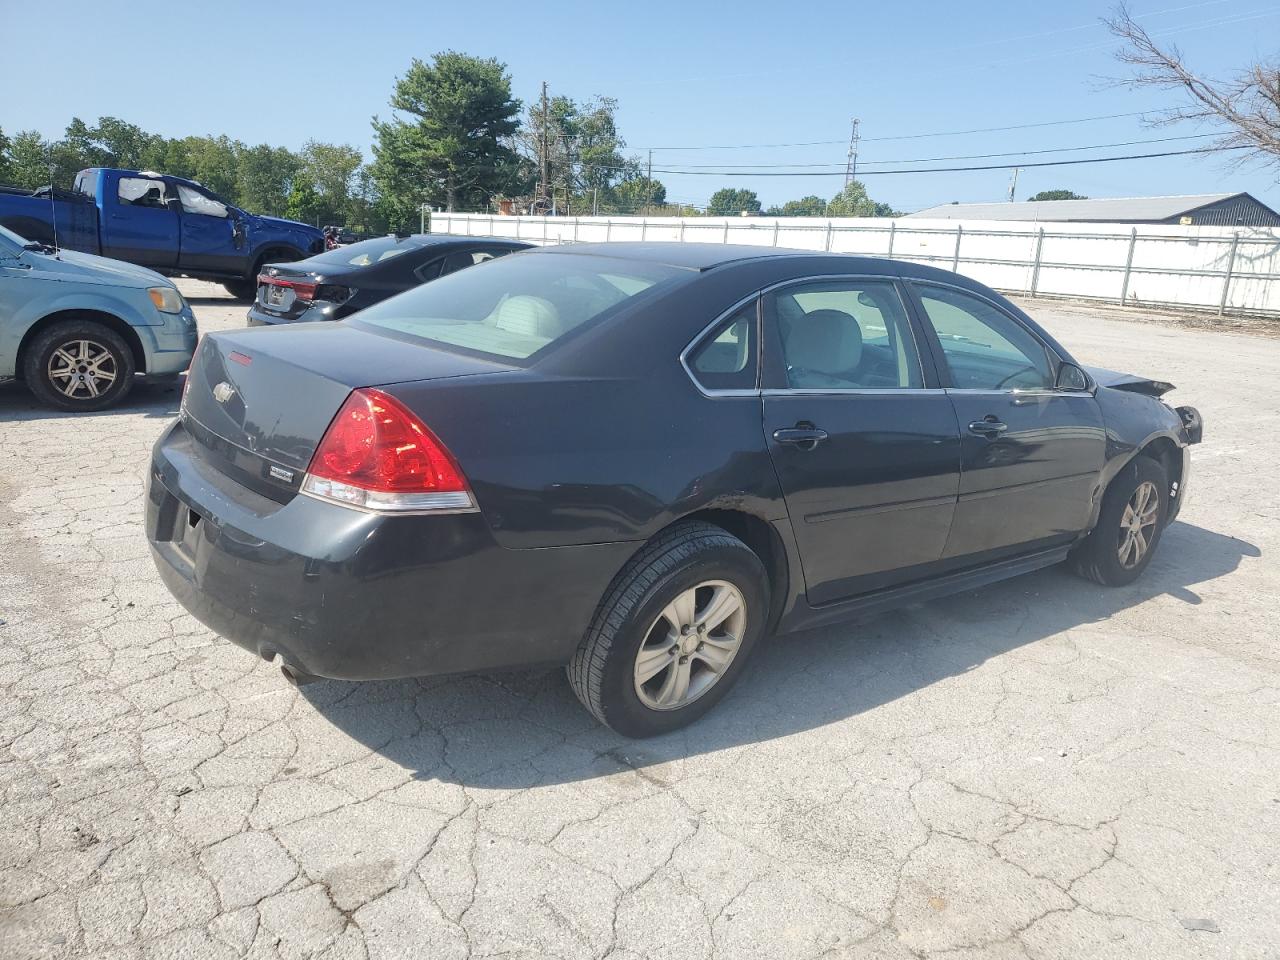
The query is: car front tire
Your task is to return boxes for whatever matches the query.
[1070,456,1169,587]
[23,320,136,412]
[567,521,769,738]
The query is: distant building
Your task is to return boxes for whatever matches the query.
[905,193,1280,227]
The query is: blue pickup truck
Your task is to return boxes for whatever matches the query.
[0,168,324,300]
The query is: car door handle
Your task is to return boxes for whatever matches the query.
[967,418,1008,436]
[773,427,829,446]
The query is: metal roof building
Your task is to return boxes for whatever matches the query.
[905,193,1280,227]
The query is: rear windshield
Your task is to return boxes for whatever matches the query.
[350,253,686,361]
[308,236,427,269]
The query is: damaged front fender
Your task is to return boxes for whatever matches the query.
[1084,365,1176,398]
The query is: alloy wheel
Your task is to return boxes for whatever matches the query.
[633,580,747,711]
[1117,480,1160,569]
[47,339,118,400]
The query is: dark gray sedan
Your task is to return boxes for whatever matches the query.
[247,233,530,326]
[149,243,1201,737]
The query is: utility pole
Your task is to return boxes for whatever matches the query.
[844,118,860,186]
[644,149,653,217]
[1007,167,1020,202]
[539,81,550,214]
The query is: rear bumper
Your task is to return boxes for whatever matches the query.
[246,300,341,326]
[145,420,634,680]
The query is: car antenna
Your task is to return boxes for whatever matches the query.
[46,163,61,259]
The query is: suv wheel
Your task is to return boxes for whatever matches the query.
[568,521,769,737]
[23,320,135,411]
[1070,456,1169,586]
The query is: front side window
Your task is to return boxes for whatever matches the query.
[177,184,228,218]
[352,252,685,362]
[117,177,169,209]
[767,280,923,389]
[915,285,1053,390]
[687,303,757,391]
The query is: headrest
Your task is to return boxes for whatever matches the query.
[785,309,863,374]
[490,295,561,338]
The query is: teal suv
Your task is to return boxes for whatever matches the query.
[0,224,197,411]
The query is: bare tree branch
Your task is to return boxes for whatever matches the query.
[1106,2,1280,173]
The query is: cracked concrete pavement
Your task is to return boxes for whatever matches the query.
[1,281,1277,959]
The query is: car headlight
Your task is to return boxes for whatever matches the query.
[148,286,185,314]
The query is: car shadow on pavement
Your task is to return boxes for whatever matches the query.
[0,376,182,420]
[300,519,1259,788]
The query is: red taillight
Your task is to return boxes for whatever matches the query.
[258,275,318,301]
[301,388,473,512]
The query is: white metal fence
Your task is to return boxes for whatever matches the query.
[430,212,1280,318]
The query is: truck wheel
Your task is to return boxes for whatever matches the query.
[23,320,136,412]
[1069,457,1168,587]
[567,521,769,738]
[223,278,258,302]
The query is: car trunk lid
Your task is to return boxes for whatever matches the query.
[256,264,325,320]
[181,324,512,502]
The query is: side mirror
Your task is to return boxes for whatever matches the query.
[1055,362,1089,391]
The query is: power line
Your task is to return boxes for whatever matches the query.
[640,133,1220,170]
[635,111,1163,152]
[644,144,1249,177]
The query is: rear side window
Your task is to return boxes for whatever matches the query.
[310,236,426,269]
[352,253,685,361]
[687,304,757,391]
[767,280,923,390]
[74,171,97,200]
[117,177,169,208]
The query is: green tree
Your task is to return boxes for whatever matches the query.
[0,127,11,184]
[1028,189,1088,201]
[90,117,162,169]
[708,188,761,216]
[573,97,626,198]
[301,140,364,224]
[611,174,666,213]
[237,144,300,217]
[826,180,900,217]
[767,195,828,216]
[8,130,52,189]
[180,136,240,199]
[371,51,524,221]
[285,173,324,225]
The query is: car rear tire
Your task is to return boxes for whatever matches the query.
[23,320,135,412]
[567,521,769,737]
[1070,456,1168,587]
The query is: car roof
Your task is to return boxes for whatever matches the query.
[402,233,529,248]
[526,241,815,271]
[526,241,921,274]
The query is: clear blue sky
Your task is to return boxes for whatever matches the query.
[3,0,1277,212]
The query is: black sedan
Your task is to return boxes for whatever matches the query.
[147,243,1201,737]
[246,233,530,326]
